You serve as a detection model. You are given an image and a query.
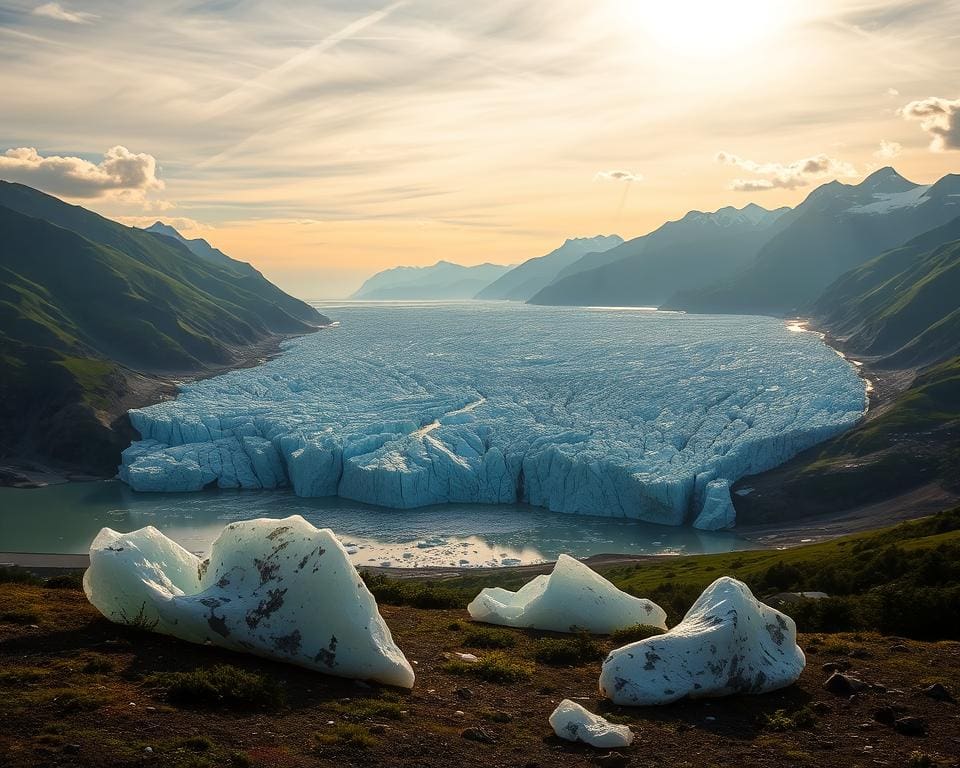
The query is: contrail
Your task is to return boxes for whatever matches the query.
[204,1,406,119]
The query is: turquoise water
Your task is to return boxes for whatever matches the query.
[0,481,748,567]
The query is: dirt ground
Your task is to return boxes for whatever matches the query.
[1,583,958,768]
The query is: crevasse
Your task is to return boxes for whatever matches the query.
[119,304,867,529]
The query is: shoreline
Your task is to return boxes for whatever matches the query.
[0,328,327,489]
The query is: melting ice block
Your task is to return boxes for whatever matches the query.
[599,576,804,705]
[467,554,667,634]
[83,515,415,688]
[549,699,634,748]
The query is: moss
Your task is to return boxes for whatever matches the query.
[145,665,285,710]
[761,706,817,731]
[531,633,604,666]
[442,652,533,683]
[460,626,517,649]
[609,623,667,644]
[334,695,405,721]
[315,723,377,749]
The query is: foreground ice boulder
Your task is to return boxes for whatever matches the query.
[549,699,634,748]
[600,577,804,705]
[467,554,667,634]
[83,515,415,688]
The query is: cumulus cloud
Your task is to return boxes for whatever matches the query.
[32,2,97,24]
[887,88,900,97]
[900,96,960,151]
[594,170,643,182]
[0,145,164,200]
[874,139,902,159]
[716,151,857,191]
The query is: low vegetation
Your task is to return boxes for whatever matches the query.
[145,665,285,710]
[530,633,603,666]
[441,651,533,683]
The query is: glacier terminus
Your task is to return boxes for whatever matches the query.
[119,303,867,529]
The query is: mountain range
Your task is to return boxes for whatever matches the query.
[351,260,513,300]
[0,181,327,478]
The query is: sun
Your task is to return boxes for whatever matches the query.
[622,0,795,56]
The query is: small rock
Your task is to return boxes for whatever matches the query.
[461,726,496,744]
[144,746,153,754]
[453,710,466,717]
[922,683,955,703]
[486,711,513,723]
[894,716,927,737]
[873,707,897,726]
[871,683,887,693]
[889,644,910,653]
[822,661,852,674]
[824,672,867,696]
[857,722,874,730]
[455,687,473,700]
[848,648,871,659]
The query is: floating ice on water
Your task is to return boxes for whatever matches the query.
[120,305,865,527]
[599,576,804,705]
[83,515,415,688]
[549,699,634,748]
[467,554,666,634]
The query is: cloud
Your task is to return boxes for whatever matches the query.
[115,215,207,235]
[874,139,902,159]
[594,170,643,182]
[887,88,900,97]
[899,96,960,151]
[0,145,164,200]
[717,151,857,191]
[32,2,96,24]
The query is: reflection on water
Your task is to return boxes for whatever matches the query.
[0,481,749,568]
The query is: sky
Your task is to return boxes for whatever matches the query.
[1,0,960,299]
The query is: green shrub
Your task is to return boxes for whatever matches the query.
[761,706,816,731]
[532,633,603,666]
[442,652,533,683]
[315,724,376,749]
[360,572,468,609]
[145,665,284,710]
[609,624,666,644]
[461,626,516,649]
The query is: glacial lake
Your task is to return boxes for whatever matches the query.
[0,481,748,567]
[1,302,865,566]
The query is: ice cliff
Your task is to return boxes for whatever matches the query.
[119,305,866,528]
[83,515,415,688]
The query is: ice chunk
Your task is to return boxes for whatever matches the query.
[549,699,634,748]
[120,305,866,526]
[599,576,804,705]
[467,554,666,634]
[692,479,736,530]
[83,515,415,688]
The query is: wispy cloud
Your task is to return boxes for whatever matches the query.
[900,96,960,151]
[874,139,902,159]
[717,151,858,191]
[594,170,643,182]
[0,146,163,200]
[32,2,97,24]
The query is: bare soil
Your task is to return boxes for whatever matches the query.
[1,583,958,768]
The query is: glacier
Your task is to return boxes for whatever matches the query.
[120,303,866,528]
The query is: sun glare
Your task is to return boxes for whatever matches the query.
[625,0,794,56]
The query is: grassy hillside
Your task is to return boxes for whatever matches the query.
[0,185,329,478]
[815,218,960,368]
[366,507,960,640]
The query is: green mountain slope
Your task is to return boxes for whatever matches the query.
[814,217,960,368]
[0,185,329,478]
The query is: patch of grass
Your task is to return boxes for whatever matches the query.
[760,706,817,732]
[820,638,852,655]
[118,601,160,631]
[178,736,214,752]
[442,652,533,683]
[48,689,109,712]
[0,566,42,586]
[609,623,666,644]
[230,753,254,768]
[0,608,41,624]
[315,723,377,749]
[361,571,469,609]
[81,654,115,674]
[531,633,603,666]
[44,571,85,590]
[334,695,405,721]
[145,665,285,710]
[907,752,937,768]
[461,626,516,649]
